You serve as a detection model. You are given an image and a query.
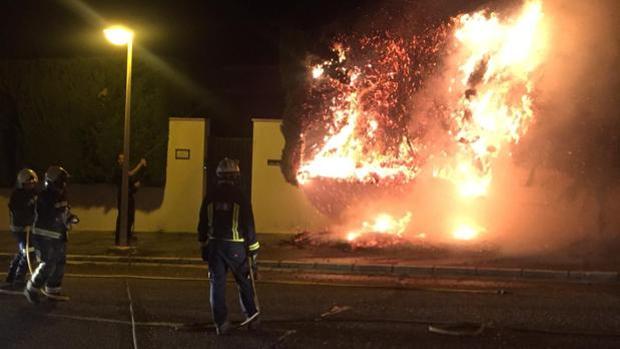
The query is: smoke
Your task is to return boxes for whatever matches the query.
[534,0,620,129]
[502,0,620,251]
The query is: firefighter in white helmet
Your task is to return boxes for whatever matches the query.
[24,165,78,303]
[5,168,39,286]
[197,158,260,335]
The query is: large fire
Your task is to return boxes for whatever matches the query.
[296,1,549,245]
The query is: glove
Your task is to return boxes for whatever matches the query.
[200,242,209,262]
[65,213,80,229]
[68,214,80,225]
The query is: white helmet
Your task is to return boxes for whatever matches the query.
[216,158,240,178]
[16,168,38,189]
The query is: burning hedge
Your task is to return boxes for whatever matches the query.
[283,1,551,246]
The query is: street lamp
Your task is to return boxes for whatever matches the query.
[104,25,134,247]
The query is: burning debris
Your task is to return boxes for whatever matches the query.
[289,231,336,248]
[285,229,497,258]
[318,305,352,320]
[284,0,549,247]
[345,213,413,242]
[288,230,414,250]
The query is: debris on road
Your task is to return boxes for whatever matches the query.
[271,330,297,348]
[428,322,486,336]
[318,305,352,319]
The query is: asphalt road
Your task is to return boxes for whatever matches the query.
[1,268,619,348]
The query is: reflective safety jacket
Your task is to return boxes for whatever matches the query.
[33,188,70,241]
[8,188,37,232]
[197,182,260,253]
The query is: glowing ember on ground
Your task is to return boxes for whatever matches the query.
[452,224,481,241]
[346,212,412,242]
[294,1,549,244]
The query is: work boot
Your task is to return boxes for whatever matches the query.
[6,258,19,283]
[24,281,41,304]
[247,317,261,331]
[45,292,70,301]
[11,274,27,288]
[244,311,260,330]
[44,286,70,301]
[216,321,231,336]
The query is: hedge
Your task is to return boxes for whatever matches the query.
[0,56,176,186]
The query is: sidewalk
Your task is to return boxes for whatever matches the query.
[1,231,618,282]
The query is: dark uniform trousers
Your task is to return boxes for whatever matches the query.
[115,196,135,244]
[31,236,66,291]
[7,229,33,281]
[207,240,258,326]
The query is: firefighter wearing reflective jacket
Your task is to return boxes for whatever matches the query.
[197,158,260,335]
[24,166,78,303]
[5,168,38,285]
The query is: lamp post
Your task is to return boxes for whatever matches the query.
[104,25,134,247]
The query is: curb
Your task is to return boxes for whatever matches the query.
[475,267,522,278]
[1,253,617,282]
[294,262,618,282]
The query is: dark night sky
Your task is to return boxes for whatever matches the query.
[0,0,368,60]
[0,0,371,136]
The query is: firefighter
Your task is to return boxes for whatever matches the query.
[197,158,260,335]
[24,166,78,303]
[5,168,39,286]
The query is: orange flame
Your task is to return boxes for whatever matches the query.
[436,1,547,198]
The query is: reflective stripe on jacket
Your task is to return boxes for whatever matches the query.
[197,182,259,251]
[32,227,63,240]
